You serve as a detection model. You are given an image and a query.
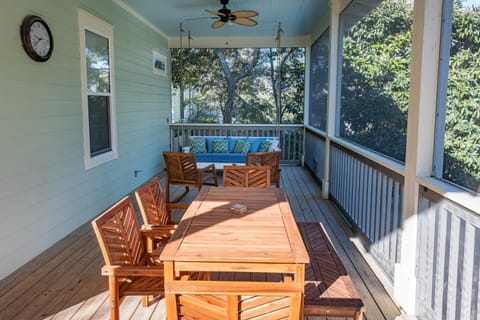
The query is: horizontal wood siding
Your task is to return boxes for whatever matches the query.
[169,124,304,164]
[416,187,480,320]
[0,0,170,279]
[329,144,403,281]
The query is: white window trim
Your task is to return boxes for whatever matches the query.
[78,9,118,170]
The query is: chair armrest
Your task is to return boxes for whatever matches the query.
[102,265,164,277]
[167,203,189,211]
[141,226,176,234]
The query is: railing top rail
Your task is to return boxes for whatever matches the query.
[170,123,304,128]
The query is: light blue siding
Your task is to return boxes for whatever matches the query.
[0,0,171,279]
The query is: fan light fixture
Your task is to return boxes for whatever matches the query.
[205,0,258,29]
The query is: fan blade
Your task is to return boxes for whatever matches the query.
[232,10,258,18]
[233,17,257,26]
[205,9,226,17]
[212,20,225,29]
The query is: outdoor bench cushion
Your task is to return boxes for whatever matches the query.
[194,152,247,164]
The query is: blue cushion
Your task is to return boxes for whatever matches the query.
[233,140,251,153]
[194,153,247,163]
[205,137,215,153]
[228,138,237,153]
[190,138,207,153]
[212,139,229,153]
[246,138,265,152]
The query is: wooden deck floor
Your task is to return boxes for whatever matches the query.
[0,166,402,320]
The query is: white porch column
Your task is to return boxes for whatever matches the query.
[395,0,442,315]
[322,0,341,199]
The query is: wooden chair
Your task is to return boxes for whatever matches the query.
[163,151,218,202]
[223,165,271,188]
[134,176,189,249]
[246,151,282,187]
[91,196,165,320]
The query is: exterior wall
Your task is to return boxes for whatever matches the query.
[0,0,171,279]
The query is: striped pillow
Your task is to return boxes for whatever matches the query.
[190,138,207,153]
[233,140,251,153]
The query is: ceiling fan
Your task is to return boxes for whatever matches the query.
[205,0,258,29]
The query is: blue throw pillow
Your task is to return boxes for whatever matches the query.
[233,140,251,153]
[212,139,229,153]
[228,138,237,152]
[190,138,207,153]
[247,138,263,152]
[205,137,215,153]
[258,140,272,152]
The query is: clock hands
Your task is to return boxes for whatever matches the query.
[31,35,43,47]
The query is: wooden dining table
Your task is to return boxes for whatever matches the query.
[159,186,309,320]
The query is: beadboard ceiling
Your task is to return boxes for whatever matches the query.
[117,0,330,47]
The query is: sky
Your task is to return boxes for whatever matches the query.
[463,0,480,8]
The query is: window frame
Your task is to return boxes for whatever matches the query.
[78,9,118,170]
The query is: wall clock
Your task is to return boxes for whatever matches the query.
[20,15,53,62]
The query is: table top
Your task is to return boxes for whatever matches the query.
[160,187,309,264]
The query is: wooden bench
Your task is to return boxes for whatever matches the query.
[297,222,365,320]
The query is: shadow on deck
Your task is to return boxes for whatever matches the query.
[0,166,402,320]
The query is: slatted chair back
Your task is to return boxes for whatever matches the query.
[163,151,218,202]
[223,165,271,188]
[163,152,199,185]
[91,196,165,320]
[246,151,282,187]
[135,177,170,227]
[92,196,145,266]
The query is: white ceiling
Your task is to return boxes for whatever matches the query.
[118,0,330,47]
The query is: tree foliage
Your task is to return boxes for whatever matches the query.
[170,47,305,124]
[443,2,480,191]
[340,0,478,191]
[340,0,412,162]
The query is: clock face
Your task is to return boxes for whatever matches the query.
[29,21,52,58]
[20,15,53,62]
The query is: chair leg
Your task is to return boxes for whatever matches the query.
[142,296,150,307]
[166,179,171,203]
[354,311,363,320]
[109,276,120,320]
[170,186,190,203]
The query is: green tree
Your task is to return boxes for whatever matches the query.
[171,47,305,124]
[340,0,413,162]
[443,2,480,191]
[340,0,479,191]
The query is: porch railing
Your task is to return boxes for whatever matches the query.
[416,187,480,320]
[329,142,404,281]
[169,123,304,164]
[304,128,403,282]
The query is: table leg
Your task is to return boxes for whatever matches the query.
[297,264,305,319]
[164,261,178,320]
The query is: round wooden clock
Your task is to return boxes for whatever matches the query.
[20,15,53,62]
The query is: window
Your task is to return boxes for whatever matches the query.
[434,0,480,193]
[338,0,412,162]
[308,29,329,132]
[78,10,117,169]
